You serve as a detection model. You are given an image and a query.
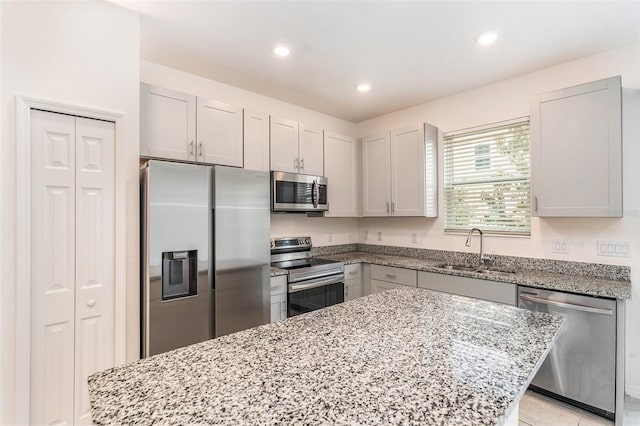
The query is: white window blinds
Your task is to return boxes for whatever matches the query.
[443,118,531,236]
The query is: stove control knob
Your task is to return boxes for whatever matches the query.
[305,238,311,245]
[298,239,304,245]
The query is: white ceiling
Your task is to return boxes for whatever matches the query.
[124,1,639,122]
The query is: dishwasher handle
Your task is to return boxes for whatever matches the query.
[519,293,613,316]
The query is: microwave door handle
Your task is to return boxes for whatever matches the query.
[312,180,318,208]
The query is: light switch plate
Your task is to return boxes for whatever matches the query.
[597,240,630,258]
[377,231,382,241]
[552,239,568,254]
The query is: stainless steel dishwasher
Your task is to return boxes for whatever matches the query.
[518,286,617,421]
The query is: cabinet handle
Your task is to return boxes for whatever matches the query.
[349,271,357,275]
[345,287,349,297]
[294,158,299,170]
[87,299,96,307]
[385,274,397,279]
[300,158,305,170]
[391,202,395,214]
[199,141,204,159]
[534,196,538,212]
[386,202,390,213]
[189,140,195,157]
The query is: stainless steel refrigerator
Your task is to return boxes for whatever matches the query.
[141,160,270,357]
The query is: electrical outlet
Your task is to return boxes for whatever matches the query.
[552,239,568,254]
[377,231,382,241]
[597,240,630,258]
[364,231,369,241]
[411,233,418,244]
[328,232,333,243]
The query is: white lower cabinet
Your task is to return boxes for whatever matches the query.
[417,271,516,306]
[30,110,116,425]
[344,264,362,302]
[270,275,288,322]
[370,265,417,294]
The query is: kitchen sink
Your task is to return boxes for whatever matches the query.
[434,263,515,278]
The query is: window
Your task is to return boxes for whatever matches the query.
[443,118,530,236]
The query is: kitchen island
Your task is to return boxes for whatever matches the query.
[89,288,563,425]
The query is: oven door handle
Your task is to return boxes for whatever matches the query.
[289,274,344,293]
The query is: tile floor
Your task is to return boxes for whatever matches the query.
[519,391,640,426]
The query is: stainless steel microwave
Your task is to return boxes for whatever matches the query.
[271,171,328,212]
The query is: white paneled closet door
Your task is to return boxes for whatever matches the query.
[30,110,115,425]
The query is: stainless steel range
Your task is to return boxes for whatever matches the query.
[270,237,344,317]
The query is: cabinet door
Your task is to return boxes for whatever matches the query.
[298,124,324,175]
[270,293,287,323]
[74,118,116,424]
[324,132,359,217]
[370,279,409,294]
[391,126,425,216]
[196,98,243,167]
[531,76,622,217]
[417,271,516,306]
[362,133,391,216]
[344,278,363,302]
[243,110,270,171]
[140,83,196,161]
[270,117,299,172]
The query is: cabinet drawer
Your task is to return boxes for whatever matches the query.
[418,271,516,306]
[344,263,362,279]
[270,275,287,296]
[371,265,416,287]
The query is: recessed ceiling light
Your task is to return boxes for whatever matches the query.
[273,45,290,57]
[357,83,371,92]
[476,31,498,46]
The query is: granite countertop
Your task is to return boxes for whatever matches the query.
[89,288,563,425]
[270,266,288,277]
[317,252,631,300]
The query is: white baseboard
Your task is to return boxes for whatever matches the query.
[626,384,640,399]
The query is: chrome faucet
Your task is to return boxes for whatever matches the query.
[465,228,489,268]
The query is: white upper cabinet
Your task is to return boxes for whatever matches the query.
[196,97,243,167]
[243,110,270,172]
[270,117,299,173]
[140,83,196,161]
[141,83,243,167]
[391,126,425,216]
[363,133,391,216]
[363,123,438,217]
[324,132,360,217]
[298,124,324,175]
[270,118,324,175]
[530,76,622,217]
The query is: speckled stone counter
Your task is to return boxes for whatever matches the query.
[270,266,287,277]
[318,252,631,299]
[89,288,563,425]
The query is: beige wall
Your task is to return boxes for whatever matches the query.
[0,2,140,423]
